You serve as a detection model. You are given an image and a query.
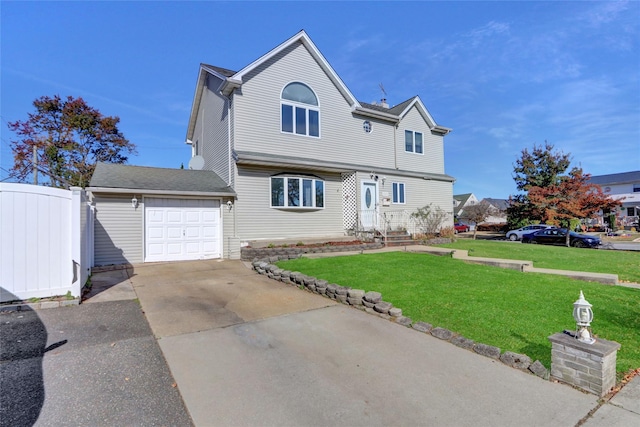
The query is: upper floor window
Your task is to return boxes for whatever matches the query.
[633,184,640,193]
[271,176,324,209]
[281,82,320,137]
[405,130,423,154]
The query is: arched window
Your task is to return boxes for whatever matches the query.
[281,82,320,137]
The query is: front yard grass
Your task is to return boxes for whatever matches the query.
[277,252,640,378]
[438,240,640,283]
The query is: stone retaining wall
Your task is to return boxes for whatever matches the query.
[241,243,384,260]
[251,257,549,380]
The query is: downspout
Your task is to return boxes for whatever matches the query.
[394,123,398,169]
[228,97,232,186]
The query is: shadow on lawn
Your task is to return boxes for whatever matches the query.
[509,332,550,365]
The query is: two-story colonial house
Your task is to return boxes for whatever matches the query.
[188,30,455,246]
[88,30,454,264]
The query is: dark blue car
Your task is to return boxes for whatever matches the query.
[521,228,601,248]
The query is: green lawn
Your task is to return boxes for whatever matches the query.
[438,240,640,283]
[277,252,640,378]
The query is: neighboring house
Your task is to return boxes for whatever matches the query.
[185,30,454,253]
[481,198,508,224]
[588,171,640,228]
[453,193,479,221]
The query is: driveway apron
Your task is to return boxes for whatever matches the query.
[130,259,602,427]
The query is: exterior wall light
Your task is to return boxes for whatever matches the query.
[226,200,233,211]
[131,196,138,209]
[573,290,595,344]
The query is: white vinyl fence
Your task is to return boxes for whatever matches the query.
[0,183,94,303]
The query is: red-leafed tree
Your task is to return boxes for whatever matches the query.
[7,95,136,188]
[508,142,622,246]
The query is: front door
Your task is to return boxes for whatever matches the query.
[360,181,378,229]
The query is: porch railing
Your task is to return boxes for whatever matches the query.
[354,209,417,245]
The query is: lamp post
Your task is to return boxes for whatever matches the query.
[573,290,595,344]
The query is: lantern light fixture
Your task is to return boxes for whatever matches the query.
[131,196,138,209]
[573,290,595,344]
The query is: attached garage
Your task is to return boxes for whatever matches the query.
[88,163,235,266]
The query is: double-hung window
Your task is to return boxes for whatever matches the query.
[392,182,405,204]
[271,176,324,209]
[405,130,423,154]
[281,82,320,137]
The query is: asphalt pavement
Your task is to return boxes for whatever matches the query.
[0,300,193,427]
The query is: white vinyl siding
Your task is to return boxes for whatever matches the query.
[196,75,231,184]
[94,195,143,266]
[377,174,453,222]
[232,42,396,171]
[396,106,445,174]
[234,166,343,241]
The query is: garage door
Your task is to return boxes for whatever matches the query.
[145,198,221,262]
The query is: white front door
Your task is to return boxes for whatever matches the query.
[145,198,221,262]
[360,181,378,229]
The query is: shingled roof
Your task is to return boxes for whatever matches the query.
[588,171,640,186]
[89,163,235,196]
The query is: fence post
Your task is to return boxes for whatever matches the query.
[70,187,83,298]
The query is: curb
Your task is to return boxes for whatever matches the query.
[0,298,80,312]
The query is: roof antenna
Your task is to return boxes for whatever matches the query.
[379,83,388,108]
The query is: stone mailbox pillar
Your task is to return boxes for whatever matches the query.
[548,332,620,397]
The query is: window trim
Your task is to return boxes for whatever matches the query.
[270,175,325,209]
[404,130,424,154]
[280,82,320,138]
[392,182,406,204]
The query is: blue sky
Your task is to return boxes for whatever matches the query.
[1,1,638,199]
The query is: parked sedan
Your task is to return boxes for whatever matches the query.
[521,228,601,248]
[454,223,470,233]
[505,224,552,241]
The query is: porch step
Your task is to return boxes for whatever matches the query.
[380,231,420,247]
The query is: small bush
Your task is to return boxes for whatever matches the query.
[476,223,509,232]
[439,226,456,238]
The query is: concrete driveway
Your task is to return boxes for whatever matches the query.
[123,259,608,427]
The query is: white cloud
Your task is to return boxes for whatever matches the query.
[579,0,629,27]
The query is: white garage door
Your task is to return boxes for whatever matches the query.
[145,198,221,262]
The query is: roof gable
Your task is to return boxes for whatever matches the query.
[187,30,361,140]
[187,30,451,139]
[482,198,510,211]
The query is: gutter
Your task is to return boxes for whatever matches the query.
[86,187,236,198]
[352,106,400,123]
